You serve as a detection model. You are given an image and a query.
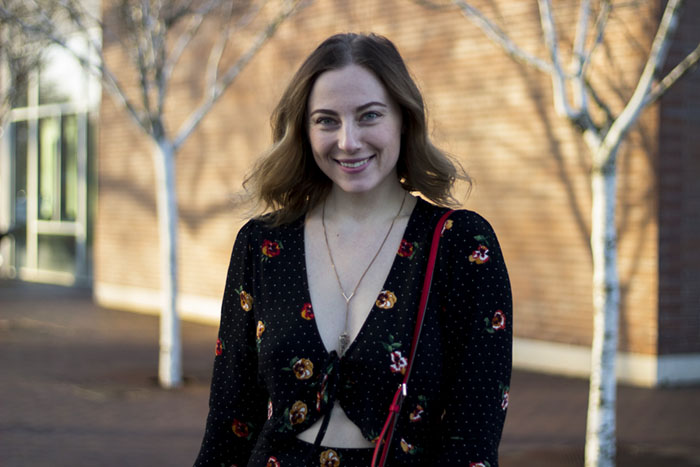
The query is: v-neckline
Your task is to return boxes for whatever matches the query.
[300,198,422,358]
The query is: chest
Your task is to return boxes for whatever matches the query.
[304,217,410,354]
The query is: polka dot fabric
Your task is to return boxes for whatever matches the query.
[194,197,512,467]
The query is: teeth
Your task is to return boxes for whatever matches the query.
[339,158,370,168]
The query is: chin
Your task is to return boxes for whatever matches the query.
[335,181,380,194]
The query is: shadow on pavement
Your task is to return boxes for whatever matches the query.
[1,280,699,466]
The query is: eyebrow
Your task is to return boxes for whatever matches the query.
[309,101,388,117]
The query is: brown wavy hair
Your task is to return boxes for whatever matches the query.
[243,32,470,225]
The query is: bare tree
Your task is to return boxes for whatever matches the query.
[1,0,305,388]
[447,0,699,466]
[0,1,57,124]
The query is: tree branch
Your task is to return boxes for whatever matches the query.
[537,0,580,120]
[599,0,684,167]
[572,0,590,112]
[163,4,209,86]
[173,0,303,151]
[644,41,700,107]
[584,77,615,132]
[451,0,554,74]
[205,0,268,95]
[581,0,611,79]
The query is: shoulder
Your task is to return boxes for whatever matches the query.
[444,209,497,238]
[232,215,304,264]
[414,199,500,247]
[437,209,506,269]
[417,198,496,237]
[233,218,261,246]
[236,213,302,240]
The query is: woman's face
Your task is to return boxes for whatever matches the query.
[306,64,402,195]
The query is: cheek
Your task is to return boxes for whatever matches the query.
[377,126,402,157]
[308,130,331,158]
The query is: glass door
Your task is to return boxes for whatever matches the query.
[1,36,98,285]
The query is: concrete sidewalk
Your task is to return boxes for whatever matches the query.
[1,280,699,466]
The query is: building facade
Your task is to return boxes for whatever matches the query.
[3,0,698,386]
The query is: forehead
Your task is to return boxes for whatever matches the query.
[308,64,393,110]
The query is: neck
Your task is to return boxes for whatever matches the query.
[324,181,408,224]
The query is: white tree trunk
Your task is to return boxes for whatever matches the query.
[585,149,620,467]
[153,139,182,388]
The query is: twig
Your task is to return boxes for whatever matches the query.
[644,41,700,106]
[174,0,303,150]
[537,0,580,120]
[451,0,554,74]
[598,0,683,167]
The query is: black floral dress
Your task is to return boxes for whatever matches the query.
[194,198,512,467]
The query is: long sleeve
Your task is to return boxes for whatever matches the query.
[194,221,269,467]
[435,210,512,466]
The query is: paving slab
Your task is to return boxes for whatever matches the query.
[1,280,699,466]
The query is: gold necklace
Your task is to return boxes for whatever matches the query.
[322,191,408,355]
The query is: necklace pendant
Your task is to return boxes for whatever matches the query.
[338,332,350,355]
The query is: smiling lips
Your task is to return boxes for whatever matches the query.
[336,155,375,171]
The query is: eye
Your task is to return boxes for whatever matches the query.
[361,111,381,122]
[314,116,337,126]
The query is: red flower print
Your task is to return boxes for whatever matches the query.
[266,457,280,467]
[492,310,505,331]
[409,404,424,423]
[376,290,397,309]
[440,219,453,237]
[397,239,417,259]
[485,310,506,334]
[301,303,315,320]
[382,335,403,374]
[320,449,340,467]
[215,338,224,356]
[389,350,407,375]
[289,401,308,425]
[261,239,282,259]
[469,245,490,264]
[231,419,250,438]
[235,286,253,311]
[469,462,491,467]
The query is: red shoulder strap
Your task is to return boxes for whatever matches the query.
[371,209,455,467]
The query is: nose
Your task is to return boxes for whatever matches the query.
[338,123,361,154]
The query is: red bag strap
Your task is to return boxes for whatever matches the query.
[371,209,454,467]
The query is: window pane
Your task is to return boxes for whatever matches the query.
[38,117,60,220]
[12,121,29,269]
[38,40,85,105]
[37,234,76,275]
[10,68,29,108]
[61,115,79,221]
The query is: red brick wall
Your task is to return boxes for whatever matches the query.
[95,0,697,357]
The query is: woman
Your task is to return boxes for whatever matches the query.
[194,33,512,467]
